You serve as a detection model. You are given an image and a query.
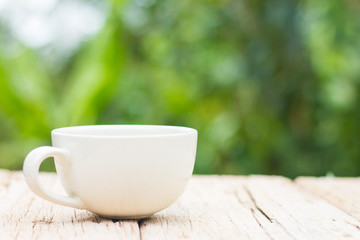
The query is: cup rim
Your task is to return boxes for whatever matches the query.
[51,125,197,138]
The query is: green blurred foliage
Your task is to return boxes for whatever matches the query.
[0,0,360,177]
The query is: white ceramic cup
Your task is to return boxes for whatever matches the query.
[23,125,197,219]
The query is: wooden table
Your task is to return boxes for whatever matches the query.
[1,169,360,239]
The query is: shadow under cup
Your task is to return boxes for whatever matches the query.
[24,125,198,219]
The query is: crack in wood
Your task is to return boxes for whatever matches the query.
[345,220,360,231]
[188,219,193,231]
[243,185,272,222]
[249,208,264,228]
[23,197,36,220]
[239,186,276,240]
[241,184,297,240]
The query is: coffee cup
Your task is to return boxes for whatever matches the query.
[23,125,197,219]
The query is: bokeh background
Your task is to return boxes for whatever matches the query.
[0,0,359,177]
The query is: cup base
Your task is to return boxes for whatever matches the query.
[98,213,154,220]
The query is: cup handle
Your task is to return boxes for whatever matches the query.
[23,146,85,209]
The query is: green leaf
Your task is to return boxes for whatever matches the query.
[60,12,126,125]
[0,45,54,137]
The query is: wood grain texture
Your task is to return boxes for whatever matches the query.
[1,170,360,239]
[139,176,274,240]
[296,176,360,221]
[0,170,139,240]
[245,176,360,240]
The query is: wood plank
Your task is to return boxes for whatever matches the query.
[139,176,292,240]
[295,177,360,220]
[1,170,360,239]
[0,170,140,240]
[245,176,360,240]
